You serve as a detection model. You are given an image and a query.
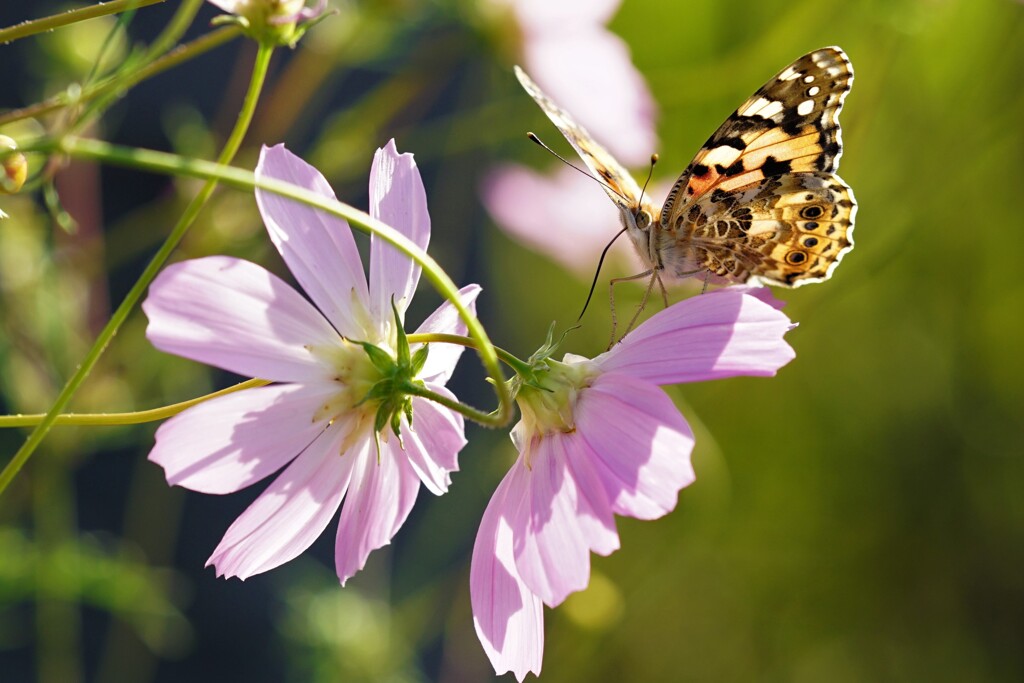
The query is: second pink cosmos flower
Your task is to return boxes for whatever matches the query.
[471,287,796,680]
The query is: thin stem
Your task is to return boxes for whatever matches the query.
[0,0,166,44]
[401,382,485,421]
[408,333,532,377]
[0,336,525,430]
[0,379,269,428]
[139,0,204,65]
[66,0,205,137]
[0,42,275,498]
[0,26,241,128]
[50,137,516,429]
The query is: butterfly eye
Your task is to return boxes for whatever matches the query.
[635,210,652,229]
[800,205,824,219]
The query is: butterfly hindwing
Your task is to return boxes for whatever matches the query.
[660,172,855,286]
[660,47,854,230]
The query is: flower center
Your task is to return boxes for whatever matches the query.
[513,355,599,467]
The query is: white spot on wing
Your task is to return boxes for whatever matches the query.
[759,100,784,118]
[743,98,784,119]
[740,97,772,116]
[779,67,802,81]
[702,145,741,167]
[797,100,815,116]
[807,85,821,96]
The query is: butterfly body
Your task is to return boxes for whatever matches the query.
[515,47,856,288]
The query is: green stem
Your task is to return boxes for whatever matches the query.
[409,332,532,377]
[0,26,241,128]
[0,335,526,429]
[139,0,203,65]
[0,0,166,43]
[49,137,516,430]
[0,42,275,498]
[65,0,205,137]
[0,379,269,428]
[401,382,487,422]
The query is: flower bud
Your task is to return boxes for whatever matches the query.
[209,0,325,46]
[0,135,27,195]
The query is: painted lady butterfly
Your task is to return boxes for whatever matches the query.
[515,47,856,291]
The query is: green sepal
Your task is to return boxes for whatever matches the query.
[211,14,250,29]
[359,341,397,375]
[411,345,429,376]
[403,398,414,427]
[392,298,411,368]
[390,411,404,443]
[373,402,391,435]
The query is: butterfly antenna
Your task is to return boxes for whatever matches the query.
[638,153,658,207]
[526,132,629,203]
[577,226,629,322]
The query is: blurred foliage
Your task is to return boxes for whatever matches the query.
[1,0,1022,682]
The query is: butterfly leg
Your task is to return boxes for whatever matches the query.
[608,268,656,349]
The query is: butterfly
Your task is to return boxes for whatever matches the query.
[515,46,856,292]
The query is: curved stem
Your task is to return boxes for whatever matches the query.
[401,382,490,422]
[0,0,166,44]
[0,379,269,428]
[408,333,532,377]
[0,42,275,498]
[49,138,516,430]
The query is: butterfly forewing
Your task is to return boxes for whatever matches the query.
[513,66,648,215]
[660,47,854,232]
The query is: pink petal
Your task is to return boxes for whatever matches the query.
[256,144,371,339]
[143,256,340,383]
[400,386,466,495]
[599,288,796,384]
[334,434,422,585]
[149,382,339,494]
[368,140,430,327]
[509,0,620,28]
[512,433,619,606]
[471,467,544,681]
[574,372,696,520]
[525,30,657,167]
[412,284,481,384]
[206,424,356,579]
[730,284,789,310]
[481,165,639,273]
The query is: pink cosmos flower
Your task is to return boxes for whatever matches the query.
[143,141,479,583]
[470,286,796,680]
[481,0,659,271]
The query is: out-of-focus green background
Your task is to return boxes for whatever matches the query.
[1,0,1022,681]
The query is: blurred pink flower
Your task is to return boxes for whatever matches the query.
[470,287,795,680]
[144,141,478,583]
[483,164,671,274]
[487,0,656,165]
[481,0,658,273]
